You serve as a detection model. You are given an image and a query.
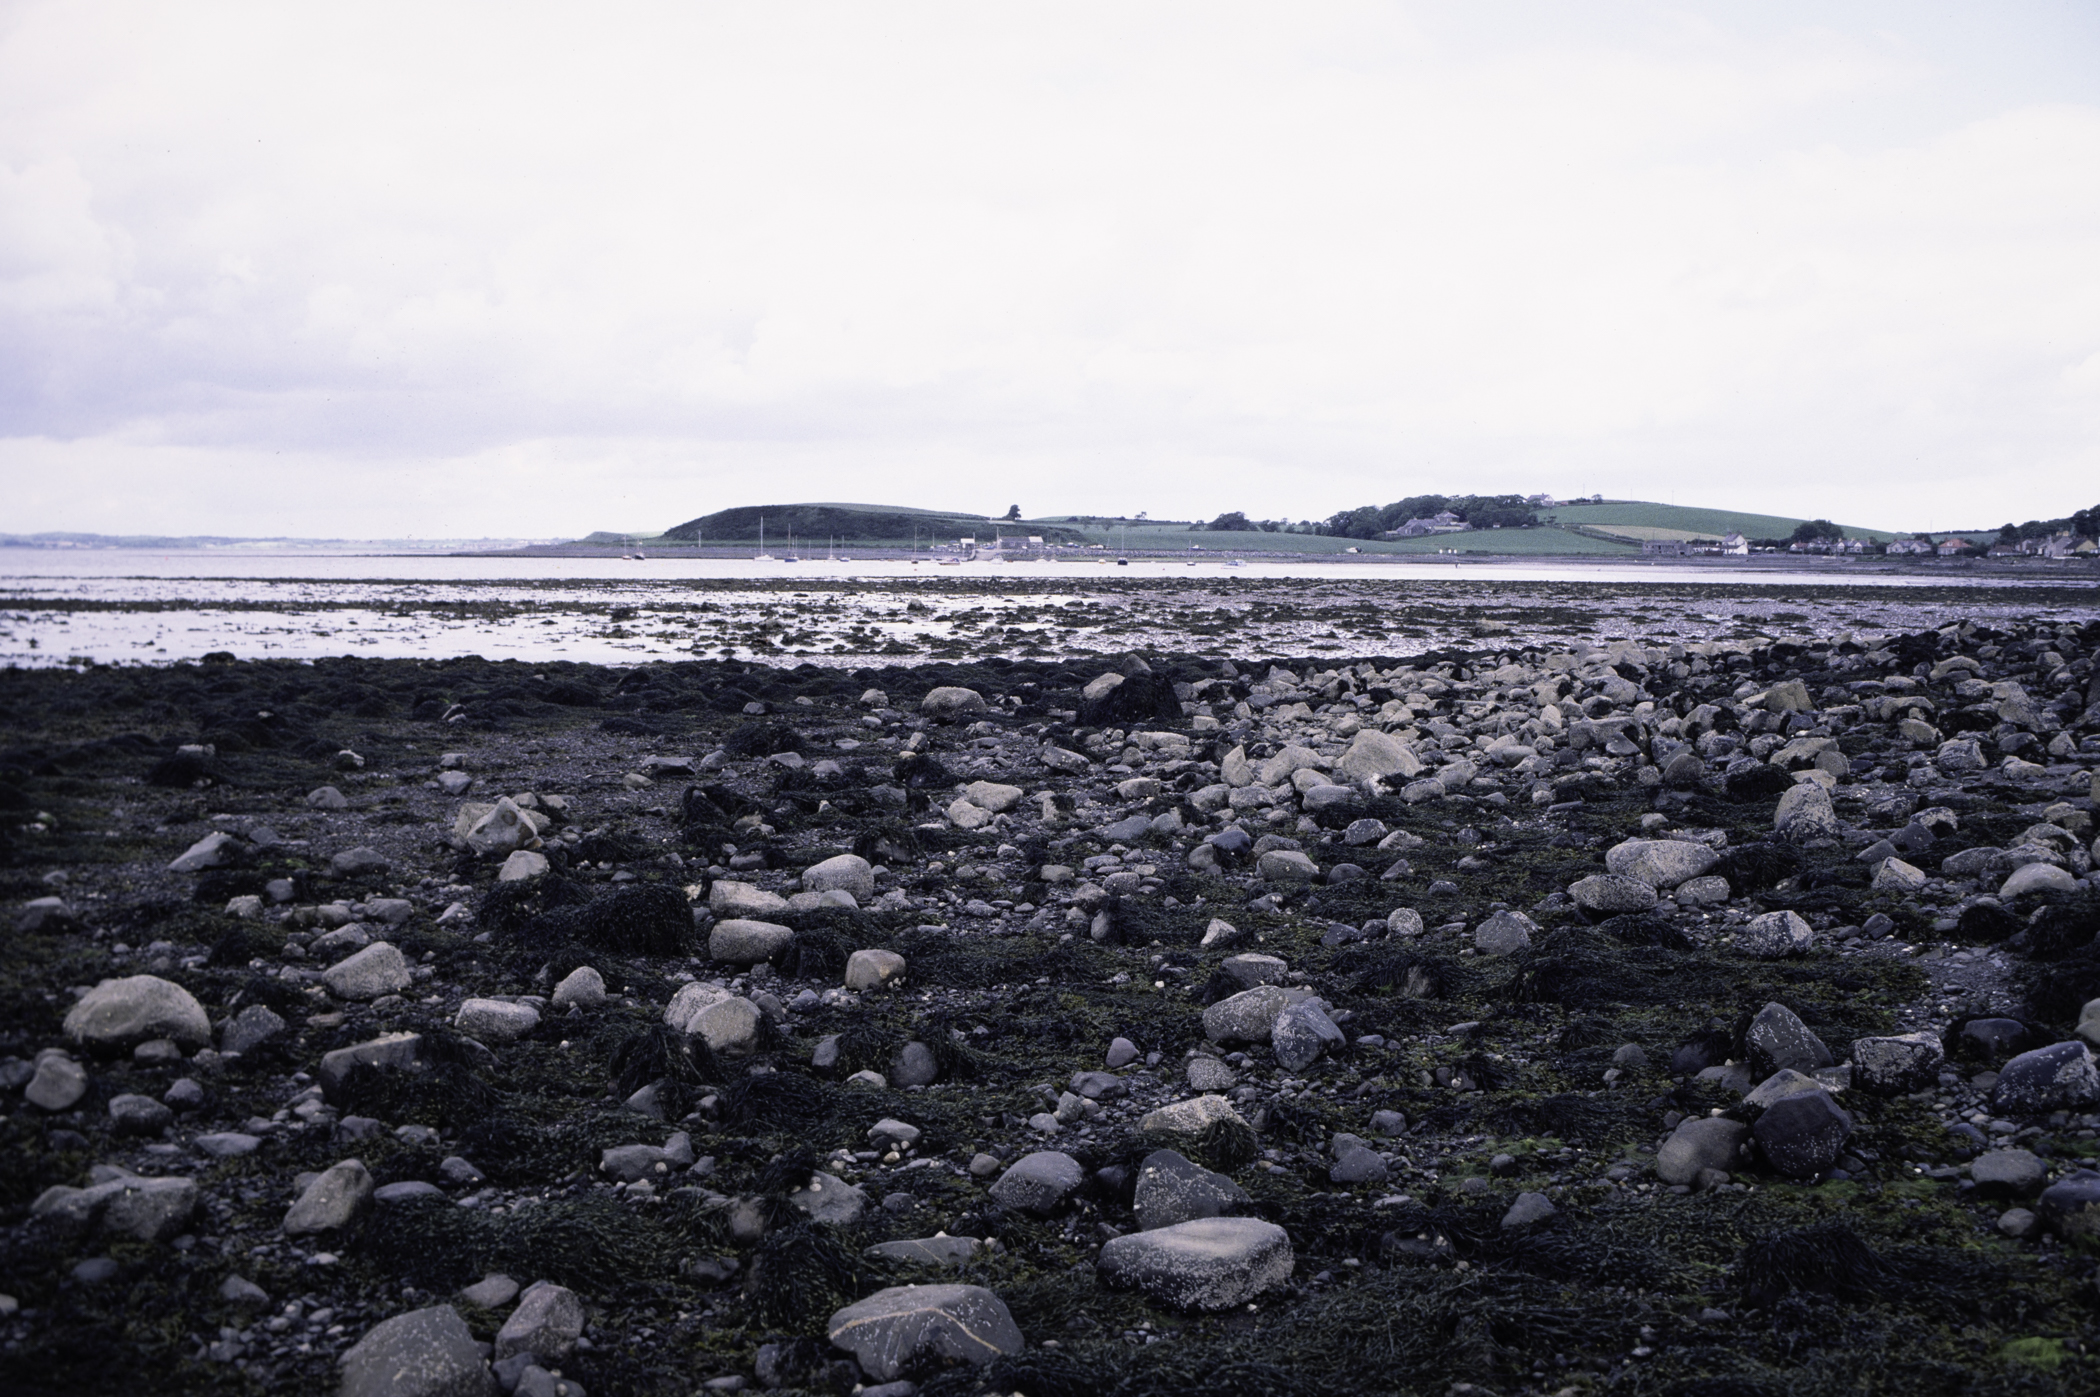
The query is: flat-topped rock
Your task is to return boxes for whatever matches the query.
[1097,1217,1294,1310]
[827,1283,1021,1382]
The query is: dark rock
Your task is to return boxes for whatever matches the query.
[1752,1084,1852,1178]
[1745,1002,1833,1077]
[1992,1041,2100,1114]
[1133,1149,1248,1230]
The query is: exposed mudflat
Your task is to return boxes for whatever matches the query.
[4,592,2100,1396]
[6,569,2096,668]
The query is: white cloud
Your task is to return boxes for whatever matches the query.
[1,0,2097,535]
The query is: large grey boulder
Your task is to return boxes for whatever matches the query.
[1971,1149,2048,1197]
[663,981,732,1036]
[330,846,392,878]
[1605,839,1721,889]
[221,1004,288,1056]
[495,850,547,883]
[1656,1118,1750,1185]
[1745,1002,1833,1076]
[802,853,876,899]
[64,975,211,1053]
[25,1051,88,1110]
[1138,1095,1248,1137]
[709,919,796,965]
[1256,849,1319,882]
[1472,910,1536,955]
[1738,910,1814,959]
[1334,729,1422,783]
[826,1284,1022,1382]
[452,799,534,857]
[1993,1041,2100,1114]
[493,1281,584,1361]
[1097,1217,1294,1310]
[921,687,988,719]
[843,948,906,992]
[1569,874,1658,914]
[103,1175,200,1242]
[453,999,539,1045]
[1218,954,1287,990]
[1853,1031,1945,1095]
[1501,1192,1558,1229]
[789,1172,868,1226]
[961,781,1025,814]
[1270,1000,1344,1071]
[284,1159,374,1235]
[1256,744,1325,786]
[1774,783,1839,838]
[551,967,607,1011]
[37,1174,204,1243]
[2002,863,2080,898]
[109,1092,174,1135]
[1133,1149,1248,1230]
[323,942,413,1001]
[319,1032,422,1100]
[988,1151,1085,1215]
[339,1305,495,1397]
[708,880,788,918]
[687,997,763,1057]
[1202,985,1296,1045]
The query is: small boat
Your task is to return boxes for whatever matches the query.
[755,519,775,561]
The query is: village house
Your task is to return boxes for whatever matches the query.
[1383,510,1471,539]
[1640,531,1749,557]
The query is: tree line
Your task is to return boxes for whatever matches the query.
[1193,494,1539,536]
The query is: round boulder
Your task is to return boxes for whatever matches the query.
[802,853,876,900]
[920,686,988,720]
[844,948,906,992]
[64,975,211,1053]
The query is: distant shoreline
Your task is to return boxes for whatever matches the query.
[454,540,2100,578]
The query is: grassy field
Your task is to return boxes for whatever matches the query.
[1538,500,1898,542]
[1036,523,1639,555]
[598,498,1978,554]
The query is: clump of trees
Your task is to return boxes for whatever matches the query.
[1789,518,1845,544]
[1191,494,1539,536]
[1998,504,2100,543]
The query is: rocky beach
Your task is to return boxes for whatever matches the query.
[5,582,2100,1396]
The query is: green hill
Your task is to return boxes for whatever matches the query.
[659,503,1087,546]
[1537,500,1895,543]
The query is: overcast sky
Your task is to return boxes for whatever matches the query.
[3,1,2097,538]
